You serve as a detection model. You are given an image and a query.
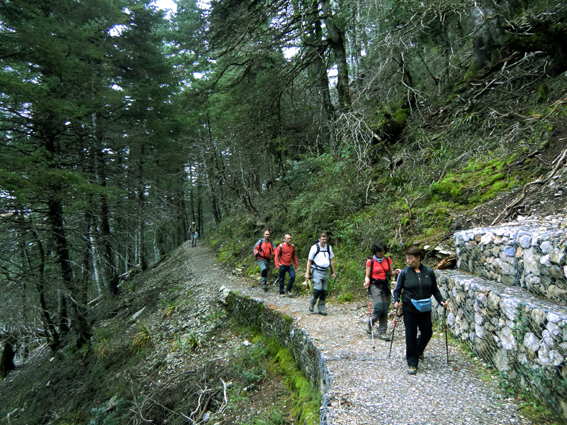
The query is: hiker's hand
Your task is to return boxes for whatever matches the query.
[394,301,401,309]
[441,301,449,309]
[395,268,401,275]
[364,280,369,289]
[331,272,336,280]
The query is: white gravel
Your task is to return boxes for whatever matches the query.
[187,244,530,425]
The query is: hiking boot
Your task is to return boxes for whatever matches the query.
[408,366,417,375]
[262,286,268,292]
[379,334,392,342]
[308,304,314,313]
[318,310,327,316]
[279,292,286,296]
[285,292,293,298]
[419,352,425,360]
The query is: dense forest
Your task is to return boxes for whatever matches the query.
[1,0,567,398]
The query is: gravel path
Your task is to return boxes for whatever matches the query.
[187,244,529,425]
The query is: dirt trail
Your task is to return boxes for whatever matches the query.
[189,245,529,425]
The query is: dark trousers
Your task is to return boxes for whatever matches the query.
[368,285,390,335]
[278,265,295,294]
[403,309,433,367]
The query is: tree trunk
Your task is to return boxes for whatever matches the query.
[30,228,60,349]
[314,18,335,127]
[138,144,148,271]
[94,113,119,295]
[48,198,91,346]
[320,0,351,111]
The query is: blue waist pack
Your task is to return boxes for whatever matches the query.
[411,298,432,312]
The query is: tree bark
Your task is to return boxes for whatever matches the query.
[320,0,351,111]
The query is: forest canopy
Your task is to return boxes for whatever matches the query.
[1,0,566,352]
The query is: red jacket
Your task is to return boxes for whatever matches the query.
[366,256,392,280]
[254,239,276,260]
[275,243,298,268]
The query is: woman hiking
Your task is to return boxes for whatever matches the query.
[364,241,395,341]
[393,245,448,375]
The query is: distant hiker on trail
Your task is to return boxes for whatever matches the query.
[190,222,198,247]
[275,234,298,296]
[393,246,448,375]
[305,233,335,316]
[364,241,395,341]
[254,230,276,291]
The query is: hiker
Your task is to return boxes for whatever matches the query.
[305,233,335,315]
[275,234,298,296]
[254,230,276,291]
[189,222,198,247]
[364,241,394,341]
[393,245,448,375]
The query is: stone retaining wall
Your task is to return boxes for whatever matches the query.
[224,290,330,423]
[454,216,567,305]
[434,270,567,419]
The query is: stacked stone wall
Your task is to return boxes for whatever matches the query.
[455,217,567,306]
[434,270,567,419]
[225,291,330,421]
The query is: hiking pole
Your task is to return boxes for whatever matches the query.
[444,306,449,364]
[388,271,403,359]
[367,291,375,350]
[388,307,401,359]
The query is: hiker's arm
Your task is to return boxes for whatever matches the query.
[393,270,405,308]
[275,246,280,268]
[364,264,371,289]
[388,259,395,275]
[305,259,312,279]
[330,258,336,280]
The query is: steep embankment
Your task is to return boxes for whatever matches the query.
[0,243,317,425]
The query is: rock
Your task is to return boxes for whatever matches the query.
[500,327,516,350]
[504,246,517,257]
[539,254,551,267]
[131,306,146,322]
[519,235,532,249]
[549,350,564,367]
[548,322,561,338]
[542,330,555,348]
[540,241,553,254]
[549,248,566,266]
[523,333,540,354]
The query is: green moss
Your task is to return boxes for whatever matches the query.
[431,156,515,206]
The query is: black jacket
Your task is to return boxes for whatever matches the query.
[393,264,444,313]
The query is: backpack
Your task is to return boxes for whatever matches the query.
[254,239,275,260]
[310,240,332,271]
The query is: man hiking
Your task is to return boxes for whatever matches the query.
[305,233,335,315]
[275,234,298,296]
[254,230,276,291]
